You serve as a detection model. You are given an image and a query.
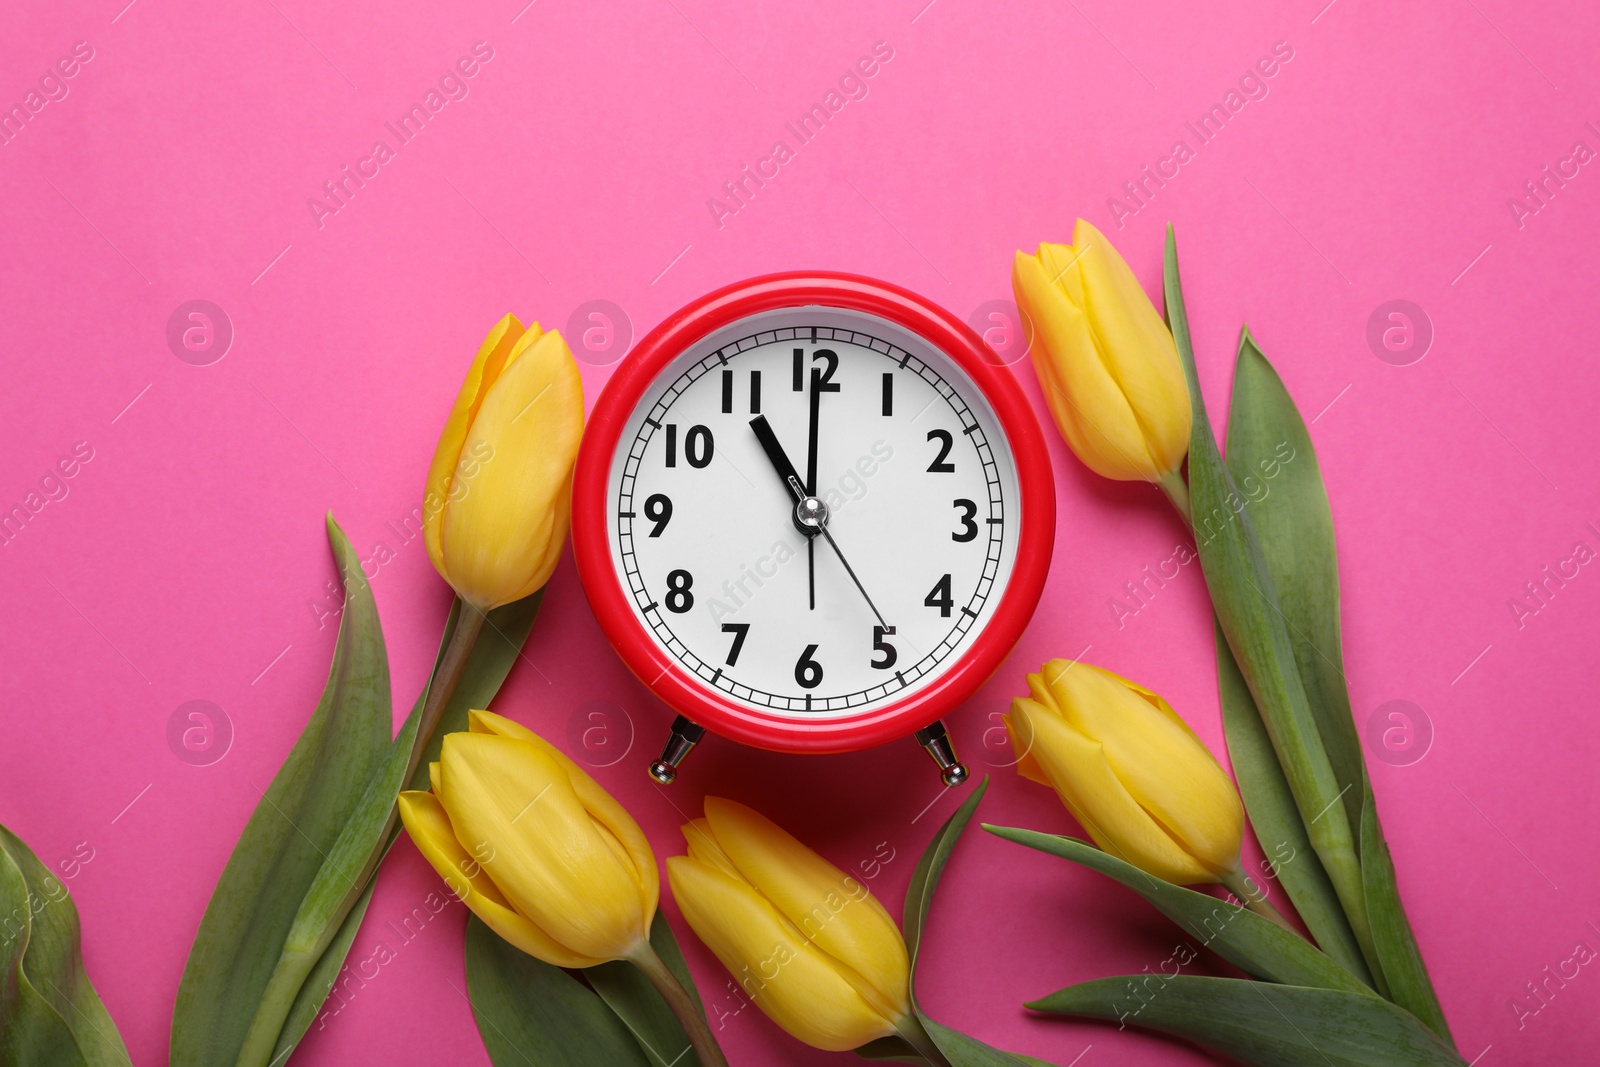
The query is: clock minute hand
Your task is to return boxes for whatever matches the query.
[785,474,894,634]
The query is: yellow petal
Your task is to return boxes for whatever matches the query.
[1028,665,1066,713]
[682,818,744,880]
[1036,660,1200,740]
[437,328,584,609]
[438,732,650,961]
[397,790,603,968]
[428,761,442,795]
[1100,664,1208,745]
[667,856,897,1052]
[701,798,910,1022]
[1071,219,1191,476]
[1044,662,1242,877]
[1036,240,1087,309]
[424,315,531,577]
[1013,249,1160,481]
[1002,703,1050,787]
[1010,699,1215,884]
[466,709,659,917]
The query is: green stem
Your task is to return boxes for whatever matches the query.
[403,602,486,788]
[1220,869,1296,934]
[629,943,729,1067]
[1158,468,1193,527]
[892,1013,953,1067]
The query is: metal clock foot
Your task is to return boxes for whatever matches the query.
[648,715,706,784]
[913,720,969,787]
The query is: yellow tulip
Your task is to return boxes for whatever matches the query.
[666,798,912,1052]
[423,315,585,610]
[1005,660,1243,886]
[397,709,657,967]
[1012,219,1190,484]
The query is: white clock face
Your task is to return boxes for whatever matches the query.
[606,308,1021,720]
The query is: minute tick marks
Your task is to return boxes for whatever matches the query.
[610,311,1017,719]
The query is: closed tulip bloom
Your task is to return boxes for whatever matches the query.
[397,709,657,967]
[424,315,584,611]
[1012,219,1190,484]
[1005,660,1243,886]
[666,798,912,1052]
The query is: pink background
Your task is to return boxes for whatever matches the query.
[2,0,1596,1063]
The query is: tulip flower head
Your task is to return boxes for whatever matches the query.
[1012,220,1190,484]
[1005,660,1243,885]
[424,315,585,611]
[667,799,912,1052]
[397,709,657,967]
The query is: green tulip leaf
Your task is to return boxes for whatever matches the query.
[269,592,542,1062]
[857,1034,936,1063]
[1361,780,1451,1043]
[1030,974,1466,1067]
[984,826,1369,995]
[1214,332,1373,986]
[250,661,431,1063]
[1163,229,1373,975]
[267,878,376,1064]
[172,515,391,1067]
[1216,622,1371,987]
[917,1017,1058,1067]
[903,777,986,966]
[268,591,546,1065]
[265,605,464,1065]
[464,915,653,1067]
[1223,331,1365,835]
[0,840,85,1067]
[173,510,547,1067]
[860,1031,1059,1067]
[1222,330,1450,1030]
[0,823,130,1067]
[901,779,1048,1066]
[587,913,708,1067]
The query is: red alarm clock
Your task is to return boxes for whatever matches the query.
[572,273,1054,785]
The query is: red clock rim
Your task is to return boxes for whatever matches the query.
[572,272,1055,754]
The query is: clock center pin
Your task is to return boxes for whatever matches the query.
[786,475,829,534]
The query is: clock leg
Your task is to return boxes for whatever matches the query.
[648,715,706,784]
[913,720,970,787]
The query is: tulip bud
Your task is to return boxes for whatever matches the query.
[666,799,911,1052]
[424,315,585,610]
[1012,220,1190,483]
[397,709,657,967]
[1005,660,1243,885]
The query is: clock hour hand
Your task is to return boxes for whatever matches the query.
[749,416,807,506]
[785,474,894,634]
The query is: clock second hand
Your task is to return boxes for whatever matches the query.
[785,474,894,635]
[749,415,819,613]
